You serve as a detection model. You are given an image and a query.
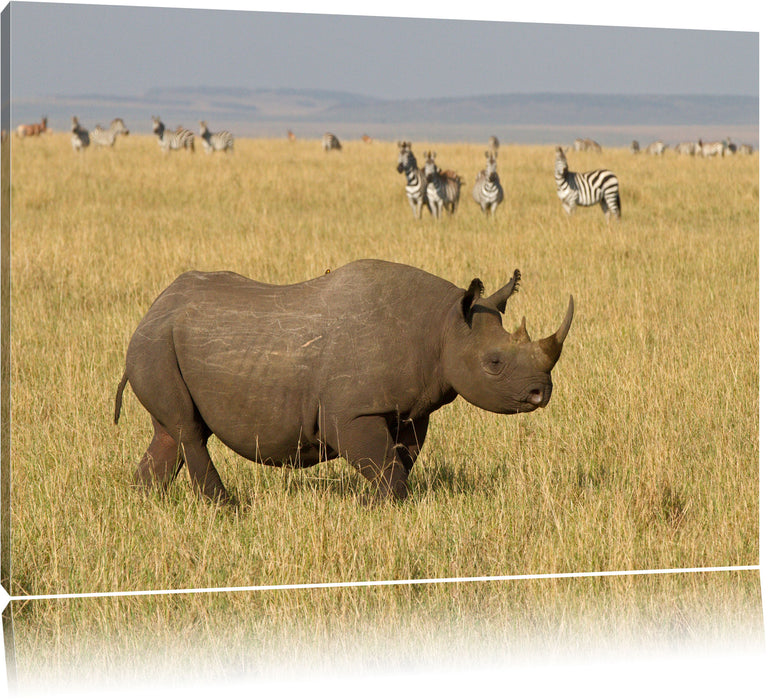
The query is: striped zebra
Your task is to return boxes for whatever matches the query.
[554,146,620,221]
[423,151,462,219]
[630,140,640,154]
[472,150,504,216]
[199,121,234,153]
[488,135,500,152]
[152,116,195,153]
[70,116,90,152]
[699,139,727,157]
[396,141,430,219]
[645,140,668,156]
[322,132,342,151]
[675,140,701,156]
[738,143,754,155]
[90,118,129,147]
[572,137,602,152]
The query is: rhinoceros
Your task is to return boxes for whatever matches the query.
[114,259,573,502]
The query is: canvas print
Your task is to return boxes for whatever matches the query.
[0,1,763,694]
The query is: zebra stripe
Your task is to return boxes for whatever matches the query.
[396,141,430,219]
[423,151,462,219]
[488,135,500,151]
[90,118,129,147]
[554,146,620,220]
[199,121,234,153]
[630,140,640,154]
[152,116,195,153]
[472,150,504,216]
[738,144,754,154]
[322,132,342,151]
[70,116,90,151]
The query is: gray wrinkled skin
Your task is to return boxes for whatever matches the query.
[115,259,573,503]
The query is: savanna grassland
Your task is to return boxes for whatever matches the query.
[6,132,760,688]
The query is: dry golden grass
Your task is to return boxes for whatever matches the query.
[6,132,760,687]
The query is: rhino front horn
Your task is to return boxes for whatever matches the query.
[539,295,574,366]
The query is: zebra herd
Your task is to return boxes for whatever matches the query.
[396,141,502,219]
[631,137,754,157]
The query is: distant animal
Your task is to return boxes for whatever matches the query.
[698,139,727,158]
[472,150,504,216]
[361,134,373,144]
[16,116,47,138]
[645,140,668,155]
[114,259,574,503]
[738,143,754,155]
[90,118,130,147]
[1,129,7,145]
[287,130,296,142]
[630,140,640,154]
[199,121,234,153]
[554,146,620,221]
[152,116,195,153]
[423,151,462,219]
[675,140,701,156]
[488,135,500,151]
[571,138,602,152]
[396,141,430,219]
[723,138,737,156]
[322,132,342,151]
[70,116,90,152]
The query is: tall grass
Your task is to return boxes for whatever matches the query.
[7,133,760,686]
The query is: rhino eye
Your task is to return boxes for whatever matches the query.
[482,353,505,376]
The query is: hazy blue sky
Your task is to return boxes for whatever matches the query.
[9,1,759,101]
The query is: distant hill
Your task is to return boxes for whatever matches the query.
[11,88,759,147]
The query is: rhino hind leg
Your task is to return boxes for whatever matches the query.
[134,418,184,492]
[180,437,230,504]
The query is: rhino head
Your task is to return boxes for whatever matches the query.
[443,270,574,414]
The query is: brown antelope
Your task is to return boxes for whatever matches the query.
[287,130,296,142]
[361,134,373,144]
[16,116,47,138]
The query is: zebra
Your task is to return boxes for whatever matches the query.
[322,132,342,151]
[630,140,640,154]
[199,121,234,153]
[472,150,504,216]
[699,139,727,157]
[488,135,500,152]
[70,116,90,152]
[554,146,620,221]
[423,151,462,219]
[152,116,195,153]
[675,140,701,156]
[396,141,430,219]
[738,143,754,155]
[645,140,668,156]
[571,137,602,152]
[90,118,129,147]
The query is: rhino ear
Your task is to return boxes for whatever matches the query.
[462,278,485,324]
[485,269,520,313]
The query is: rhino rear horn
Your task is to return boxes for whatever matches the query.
[538,295,575,366]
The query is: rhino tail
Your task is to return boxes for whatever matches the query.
[114,371,129,425]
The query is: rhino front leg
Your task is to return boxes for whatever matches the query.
[394,416,429,474]
[328,415,411,501]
